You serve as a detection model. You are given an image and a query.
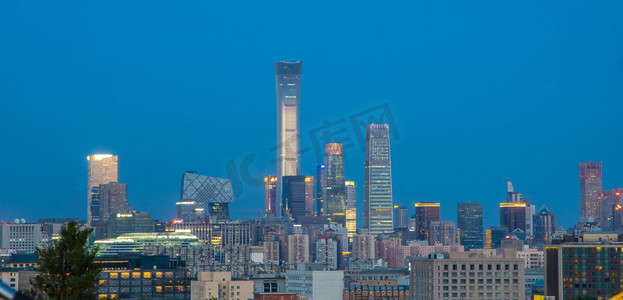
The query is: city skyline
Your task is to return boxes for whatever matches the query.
[1,2,623,231]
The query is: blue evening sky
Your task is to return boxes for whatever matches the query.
[1,1,622,229]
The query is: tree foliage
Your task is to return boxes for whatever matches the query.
[27,221,101,300]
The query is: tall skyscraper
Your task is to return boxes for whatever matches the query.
[283,176,307,221]
[316,164,327,216]
[394,205,409,230]
[457,201,484,250]
[87,154,119,226]
[500,202,527,233]
[99,182,130,222]
[363,124,393,234]
[264,176,278,217]
[304,176,315,216]
[414,202,440,241]
[275,61,302,217]
[580,162,603,222]
[325,143,346,225]
[180,171,234,221]
[345,181,357,238]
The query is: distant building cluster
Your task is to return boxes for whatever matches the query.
[2,61,623,300]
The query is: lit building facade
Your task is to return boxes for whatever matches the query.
[164,220,256,247]
[363,124,393,234]
[457,201,483,250]
[325,143,346,225]
[87,154,119,226]
[180,171,234,221]
[275,61,302,217]
[580,162,603,222]
[414,203,440,242]
[545,241,623,299]
[345,181,357,238]
[264,176,278,217]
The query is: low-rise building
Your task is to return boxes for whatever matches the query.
[343,280,409,300]
[191,271,253,300]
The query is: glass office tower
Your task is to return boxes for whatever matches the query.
[457,201,484,250]
[325,143,346,225]
[275,61,302,217]
[363,124,393,234]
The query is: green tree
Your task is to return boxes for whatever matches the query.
[27,221,101,300]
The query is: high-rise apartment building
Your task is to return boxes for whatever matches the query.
[286,233,309,264]
[264,176,278,217]
[428,221,456,246]
[275,61,302,217]
[352,231,376,260]
[87,154,119,226]
[580,162,603,222]
[325,143,346,225]
[457,201,483,250]
[345,181,357,238]
[316,164,327,216]
[363,124,393,234]
[180,171,234,221]
[500,202,527,233]
[414,203,440,241]
[394,205,409,230]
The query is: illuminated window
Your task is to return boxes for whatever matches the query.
[156,272,163,278]
[155,286,162,292]
[99,280,107,286]
[143,272,152,278]
[110,273,118,279]
[121,272,130,279]
[132,272,141,279]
